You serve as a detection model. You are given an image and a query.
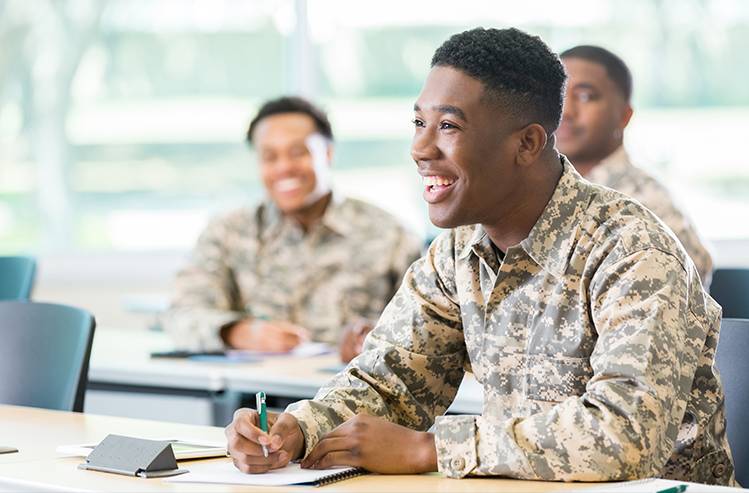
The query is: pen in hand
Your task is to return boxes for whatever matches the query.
[256,391,269,458]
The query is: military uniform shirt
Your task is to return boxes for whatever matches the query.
[287,159,734,485]
[162,195,422,350]
[586,146,713,287]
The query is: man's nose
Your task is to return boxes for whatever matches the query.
[411,129,440,164]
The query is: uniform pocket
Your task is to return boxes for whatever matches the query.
[524,354,593,403]
[687,449,734,486]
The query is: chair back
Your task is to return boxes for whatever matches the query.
[711,268,749,319]
[715,317,749,486]
[0,256,36,300]
[0,301,95,412]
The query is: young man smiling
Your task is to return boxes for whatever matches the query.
[225,29,733,485]
[162,97,420,357]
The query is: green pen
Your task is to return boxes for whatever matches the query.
[656,484,688,493]
[256,391,268,458]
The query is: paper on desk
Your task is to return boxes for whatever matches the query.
[562,478,742,492]
[167,461,355,486]
[290,342,332,357]
[223,342,331,360]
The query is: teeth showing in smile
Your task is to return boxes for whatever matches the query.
[275,178,302,192]
[423,175,456,188]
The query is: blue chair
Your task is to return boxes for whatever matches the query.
[0,301,96,412]
[715,318,749,486]
[710,268,749,319]
[0,256,36,300]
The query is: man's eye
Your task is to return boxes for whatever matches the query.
[439,121,457,130]
[578,92,595,102]
[412,118,425,128]
[289,147,307,158]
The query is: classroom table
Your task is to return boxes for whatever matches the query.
[86,328,483,426]
[0,404,587,493]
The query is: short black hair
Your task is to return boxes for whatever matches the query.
[560,45,632,102]
[431,27,567,133]
[246,96,333,143]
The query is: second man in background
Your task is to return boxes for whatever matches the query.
[162,96,421,362]
[557,45,713,286]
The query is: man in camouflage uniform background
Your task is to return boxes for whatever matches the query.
[224,29,734,485]
[557,45,714,287]
[162,96,421,360]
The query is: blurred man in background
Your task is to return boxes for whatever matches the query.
[162,96,421,361]
[557,45,713,286]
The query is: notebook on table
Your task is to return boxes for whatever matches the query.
[563,477,743,493]
[167,461,363,487]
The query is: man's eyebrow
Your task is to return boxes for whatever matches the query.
[412,103,467,121]
[572,82,598,91]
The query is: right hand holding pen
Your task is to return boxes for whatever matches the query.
[226,319,310,352]
[225,408,305,474]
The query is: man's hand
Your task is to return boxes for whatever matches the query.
[225,409,306,474]
[300,414,437,474]
[338,319,374,363]
[225,319,309,352]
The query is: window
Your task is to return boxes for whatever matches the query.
[1,0,747,254]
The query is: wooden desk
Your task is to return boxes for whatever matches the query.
[0,405,583,493]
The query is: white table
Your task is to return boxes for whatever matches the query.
[0,405,588,493]
[86,328,484,426]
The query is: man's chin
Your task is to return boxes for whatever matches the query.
[275,200,308,214]
[556,141,585,161]
[428,208,462,230]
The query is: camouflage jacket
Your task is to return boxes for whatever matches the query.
[587,146,713,287]
[287,160,734,485]
[162,195,421,350]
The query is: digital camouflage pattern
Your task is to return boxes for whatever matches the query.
[586,146,713,287]
[287,159,734,485]
[162,195,421,350]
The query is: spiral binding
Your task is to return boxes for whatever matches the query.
[314,467,365,486]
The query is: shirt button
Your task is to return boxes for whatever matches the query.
[451,457,466,471]
[712,463,727,478]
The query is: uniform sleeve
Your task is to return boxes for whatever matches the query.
[433,248,707,480]
[161,218,244,351]
[651,205,713,289]
[636,186,714,289]
[286,233,467,458]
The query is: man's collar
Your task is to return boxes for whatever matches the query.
[458,225,491,261]
[318,192,354,237]
[520,157,592,278]
[587,145,631,183]
[458,157,592,279]
[261,191,352,240]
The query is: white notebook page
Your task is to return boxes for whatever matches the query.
[167,461,358,486]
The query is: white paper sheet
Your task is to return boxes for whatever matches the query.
[167,461,357,486]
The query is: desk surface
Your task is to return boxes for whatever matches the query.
[89,328,483,414]
[0,405,583,493]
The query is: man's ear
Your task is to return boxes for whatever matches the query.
[516,123,548,167]
[325,143,334,167]
[620,104,634,130]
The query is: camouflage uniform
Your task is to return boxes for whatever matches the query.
[162,195,422,350]
[586,146,713,287]
[287,159,734,485]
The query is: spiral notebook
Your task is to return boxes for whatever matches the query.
[166,461,363,487]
